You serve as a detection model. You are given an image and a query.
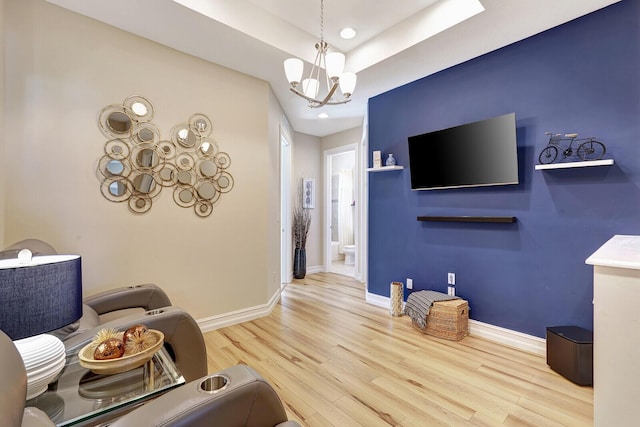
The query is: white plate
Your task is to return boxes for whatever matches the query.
[16,335,62,365]
[23,340,64,368]
[25,351,65,400]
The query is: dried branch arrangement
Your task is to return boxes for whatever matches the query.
[293,202,311,249]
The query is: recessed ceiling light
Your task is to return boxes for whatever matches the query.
[318,113,329,119]
[340,27,356,40]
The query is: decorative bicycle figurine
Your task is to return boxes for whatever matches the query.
[538,132,606,164]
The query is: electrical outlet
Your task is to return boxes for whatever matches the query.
[448,272,455,285]
[406,278,413,290]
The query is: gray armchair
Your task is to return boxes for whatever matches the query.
[0,330,300,427]
[0,239,207,382]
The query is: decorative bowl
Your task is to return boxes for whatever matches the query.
[78,329,164,375]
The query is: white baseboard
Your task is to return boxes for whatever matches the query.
[468,320,546,356]
[365,291,546,356]
[307,265,324,274]
[198,287,282,333]
[366,291,391,309]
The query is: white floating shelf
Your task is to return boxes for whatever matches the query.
[366,165,404,172]
[535,159,614,170]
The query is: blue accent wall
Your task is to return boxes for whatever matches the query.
[367,0,640,338]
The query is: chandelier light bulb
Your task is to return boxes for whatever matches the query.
[325,52,345,80]
[284,58,304,86]
[339,72,357,97]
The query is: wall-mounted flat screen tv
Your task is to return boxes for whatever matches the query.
[408,112,518,190]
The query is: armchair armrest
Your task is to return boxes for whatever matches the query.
[83,283,172,315]
[108,365,300,427]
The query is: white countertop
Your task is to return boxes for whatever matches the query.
[585,235,640,270]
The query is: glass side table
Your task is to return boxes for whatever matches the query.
[26,346,185,426]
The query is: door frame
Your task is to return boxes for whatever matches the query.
[323,143,359,278]
[280,124,292,288]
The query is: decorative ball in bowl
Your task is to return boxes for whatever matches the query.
[78,326,164,375]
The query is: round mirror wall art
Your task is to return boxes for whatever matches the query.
[96,95,233,217]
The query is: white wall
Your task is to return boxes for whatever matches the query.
[292,132,322,270]
[3,0,281,321]
[322,126,362,152]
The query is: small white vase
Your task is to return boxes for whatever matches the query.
[385,154,396,166]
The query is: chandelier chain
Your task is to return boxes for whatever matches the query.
[320,0,324,43]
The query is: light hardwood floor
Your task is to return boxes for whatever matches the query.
[204,273,593,426]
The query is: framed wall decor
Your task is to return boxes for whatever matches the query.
[302,178,315,209]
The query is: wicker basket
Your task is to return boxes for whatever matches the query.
[413,299,469,341]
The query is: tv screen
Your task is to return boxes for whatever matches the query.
[408,113,518,190]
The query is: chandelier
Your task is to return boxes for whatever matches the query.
[283,0,356,108]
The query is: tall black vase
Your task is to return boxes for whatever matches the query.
[293,248,306,279]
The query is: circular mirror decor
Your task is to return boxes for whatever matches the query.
[172,124,198,149]
[199,160,218,178]
[157,140,176,159]
[214,152,231,169]
[139,128,153,141]
[100,177,132,203]
[107,112,132,133]
[176,153,195,170]
[97,96,233,217]
[131,102,147,117]
[107,160,125,175]
[189,113,213,137]
[159,165,178,187]
[124,95,154,122]
[133,173,157,194]
[104,139,130,159]
[99,106,134,139]
[128,196,152,214]
[176,170,193,186]
[173,187,196,208]
[218,176,230,188]
[214,172,234,193]
[134,147,161,169]
[197,181,217,200]
[98,155,131,179]
[180,189,194,203]
[132,122,160,145]
[194,200,213,218]
[109,181,126,197]
[198,139,218,158]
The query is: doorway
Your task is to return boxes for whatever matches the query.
[324,145,357,278]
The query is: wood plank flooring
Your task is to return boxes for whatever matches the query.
[204,273,593,426]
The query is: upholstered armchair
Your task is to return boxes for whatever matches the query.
[0,330,300,427]
[0,239,207,382]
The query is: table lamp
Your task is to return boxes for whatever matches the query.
[0,249,82,399]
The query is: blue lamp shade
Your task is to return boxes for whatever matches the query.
[0,255,82,340]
